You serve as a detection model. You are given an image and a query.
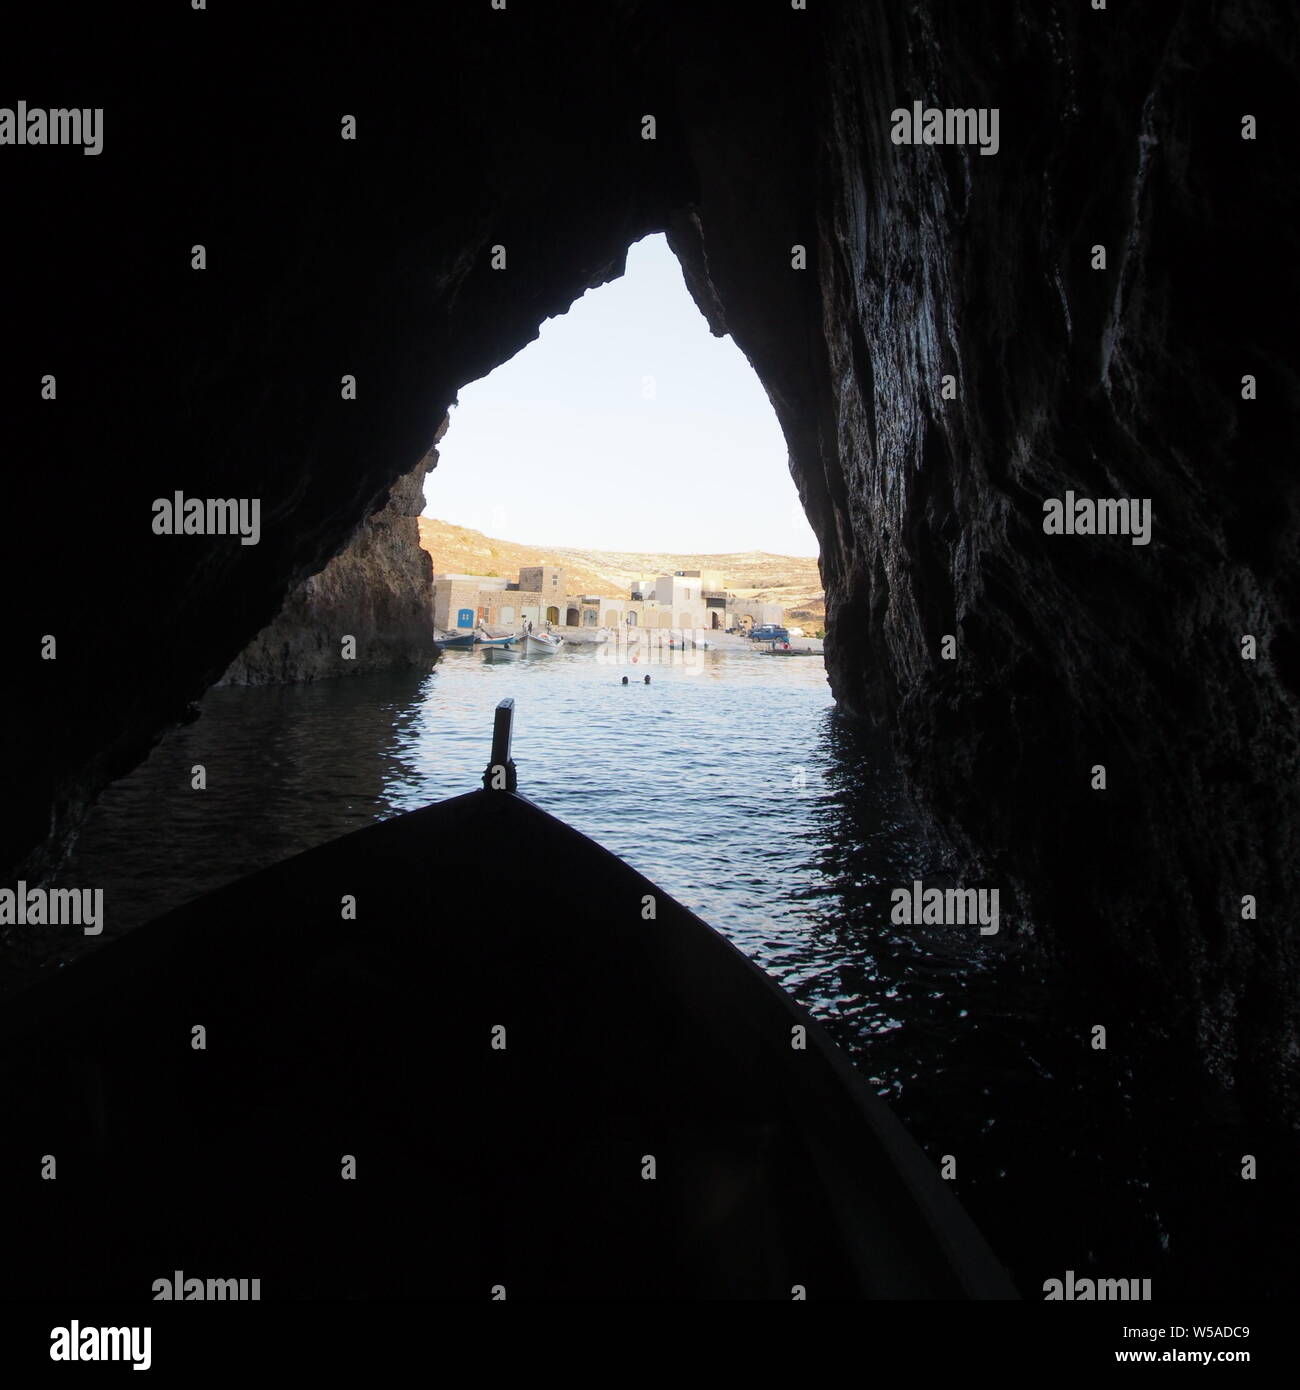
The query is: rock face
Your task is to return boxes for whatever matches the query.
[2,3,1296,1120]
[220,439,439,686]
[667,4,1300,1121]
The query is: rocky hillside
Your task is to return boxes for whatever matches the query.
[418,517,826,627]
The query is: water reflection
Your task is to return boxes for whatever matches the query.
[20,673,432,981]
[15,646,1297,1298]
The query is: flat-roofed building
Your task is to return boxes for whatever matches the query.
[432,562,783,638]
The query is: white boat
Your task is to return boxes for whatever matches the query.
[524,632,564,655]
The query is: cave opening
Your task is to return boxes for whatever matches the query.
[3,0,1296,1312]
[425,231,819,589]
[13,178,1294,1304]
[33,233,834,963]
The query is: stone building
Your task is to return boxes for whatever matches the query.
[727,598,785,631]
[432,563,784,635]
[596,570,754,631]
[432,566,604,633]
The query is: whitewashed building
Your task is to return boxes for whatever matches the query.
[433,564,785,636]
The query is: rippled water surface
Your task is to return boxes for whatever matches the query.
[23,641,1298,1298]
[45,644,984,1063]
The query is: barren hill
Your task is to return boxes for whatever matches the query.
[418,517,825,628]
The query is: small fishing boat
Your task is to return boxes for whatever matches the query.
[0,699,1016,1301]
[435,629,476,649]
[474,626,516,648]
[762,642,822,656]
[523,631,564,655]
[481,644,519,663]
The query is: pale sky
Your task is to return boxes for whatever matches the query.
[423,233,820,557]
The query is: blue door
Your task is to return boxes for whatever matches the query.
[457,608,475,629]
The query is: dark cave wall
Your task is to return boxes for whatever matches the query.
[831,0,1300,1121]
[2,2,1296,1117]
[219,436,440,687]
[1,2,693,881]
[672,0,1300,1115]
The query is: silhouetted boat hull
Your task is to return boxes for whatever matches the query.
[0,784,1015,1300]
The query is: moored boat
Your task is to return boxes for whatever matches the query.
[474,625,516,648]
[436,629,476,649]
[523,631,564,655]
